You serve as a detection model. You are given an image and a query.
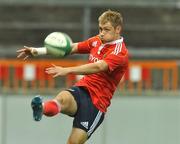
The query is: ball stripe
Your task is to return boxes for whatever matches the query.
[45,44,66,57]
[63,33,72,55]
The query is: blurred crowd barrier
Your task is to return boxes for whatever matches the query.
[0,59,179,94]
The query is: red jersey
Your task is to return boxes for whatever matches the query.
[75,36,128,112]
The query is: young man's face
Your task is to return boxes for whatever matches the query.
[98,21,121,43]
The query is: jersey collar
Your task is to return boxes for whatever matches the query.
[97,37,123,54]
[104,37,123,45]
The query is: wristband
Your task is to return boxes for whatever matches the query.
[32,47,47,56]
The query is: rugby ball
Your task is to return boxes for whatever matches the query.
[44,32,72,57]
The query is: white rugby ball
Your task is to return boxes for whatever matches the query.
[44,32,72,57]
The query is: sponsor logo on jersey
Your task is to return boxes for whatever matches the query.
[89,54,100,62]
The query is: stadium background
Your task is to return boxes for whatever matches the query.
[0,0,180,144]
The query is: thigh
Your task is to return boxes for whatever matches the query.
[74,105,104,139]
[55,90,78,116]
[67,128,87,144]
[72,87,105,139]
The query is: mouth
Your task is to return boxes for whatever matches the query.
[99,35,104,41]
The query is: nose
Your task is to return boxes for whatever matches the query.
[99,34,103,40]
[100,29,105,34]
[99,31,104,38]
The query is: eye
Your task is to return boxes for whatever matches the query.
[104,28,110,31]
[99,27,103,32]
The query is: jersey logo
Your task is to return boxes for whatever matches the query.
[92,41,98,47]
[80,121,89,129]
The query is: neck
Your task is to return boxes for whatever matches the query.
[115,34,121,40]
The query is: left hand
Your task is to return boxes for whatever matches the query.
[45,64,70,77]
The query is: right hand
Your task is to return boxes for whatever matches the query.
[45,64,70,77]
[16,46,38,60]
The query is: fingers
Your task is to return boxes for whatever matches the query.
[53,73,59,78]
[45,67,56,74]
[51,63,57,67]
[16,46,32,59]
[17,51,29,59]
[16,46,30,53]
[45,69,51,74]
[24,55,29,60]
[24,46,29,49]
[45,66,61,77]
[17,51,25,58]
[16,48,26,53]
[45,67,53,72]
[45,64,58,72]
[45,69,59,77]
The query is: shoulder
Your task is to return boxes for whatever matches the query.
[112,42,128,56]
[87,35,102,48]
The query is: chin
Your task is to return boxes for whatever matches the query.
[103,39,112,43]
[99,36,113,43]
[100,38,109,43]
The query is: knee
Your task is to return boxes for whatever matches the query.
[67,128,87,144]
[55,91,77,115]
[67,139,83,144]
[55,91,71,109]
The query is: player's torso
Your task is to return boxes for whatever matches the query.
[76,36,128,112]
[88,37,115,63]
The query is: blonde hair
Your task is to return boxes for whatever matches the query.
[98,10,123,28]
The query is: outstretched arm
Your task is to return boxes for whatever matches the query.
[45,60,108,77]
[16,43,79,60]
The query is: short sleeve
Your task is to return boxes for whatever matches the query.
[77,40,91,54]
[77,36,101,54]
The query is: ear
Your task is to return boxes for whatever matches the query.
[115,26,121,34]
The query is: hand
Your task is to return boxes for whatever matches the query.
[45,64,70,78]
[16,46,38,60]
